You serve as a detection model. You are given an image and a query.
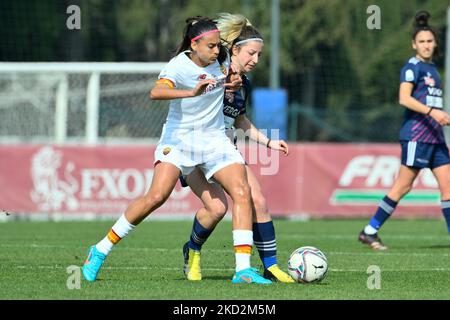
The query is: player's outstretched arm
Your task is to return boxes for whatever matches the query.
[150,79,216,100]
[234,115,289,155]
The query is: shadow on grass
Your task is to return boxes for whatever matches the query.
[419,244,450,249]
[203,275,233,281]
[169,275,231,281]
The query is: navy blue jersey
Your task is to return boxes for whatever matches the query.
[399,56,444,144]
[223,74,250,129]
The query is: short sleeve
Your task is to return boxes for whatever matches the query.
[157,57,182,88]
[400,63,418,84]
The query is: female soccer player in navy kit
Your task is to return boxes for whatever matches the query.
[359,11,450,250]
[181,13,294,283]
[82,16,271,284]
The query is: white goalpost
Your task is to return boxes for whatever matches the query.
[0,62,168,145]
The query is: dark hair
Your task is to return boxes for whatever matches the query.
[412,11,437,40]
[175,16,227,64]
[412,11,439,57]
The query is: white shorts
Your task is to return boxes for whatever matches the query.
[154,125,245,181]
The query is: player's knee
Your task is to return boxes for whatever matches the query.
[145,191,168,209]
[230,182,252,204]
[252,193,268,215]
[207,200,227,220]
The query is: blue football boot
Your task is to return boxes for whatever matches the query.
[232,267,273,284]
[82,245,106,281]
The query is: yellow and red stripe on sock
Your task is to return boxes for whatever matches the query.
[234,244,252,254]
[107,229,121,244]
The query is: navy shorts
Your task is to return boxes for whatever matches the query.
[179,175,188,188]
[400,141,450,169]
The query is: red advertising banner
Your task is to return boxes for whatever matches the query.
[0,144,443,219]
[0,145,203,218]
[291,144,441,218]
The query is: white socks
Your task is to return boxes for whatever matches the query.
[364,224,378,235]
[95,214,135,255]
[233,230,253,272]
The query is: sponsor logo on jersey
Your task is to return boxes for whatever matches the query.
[203,75,227,94]
[223,105,241,117]
[424,72,435,87]
[198,74,207,80]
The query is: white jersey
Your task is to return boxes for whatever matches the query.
[154,51,244,180]
[158,51,229,131]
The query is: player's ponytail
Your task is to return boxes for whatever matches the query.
[412,11,439,57]
[412,11,436,40]
[175,16,215,55]
[216,13,263,49]
[175,16,227,64]
[414,11,430,28]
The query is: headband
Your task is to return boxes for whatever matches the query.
[234,38,264,46]
[191,29,220,42]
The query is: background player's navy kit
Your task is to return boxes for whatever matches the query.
[223,74,250,130]
[399,56,449,169]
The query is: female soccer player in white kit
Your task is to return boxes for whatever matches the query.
[82,16,271,284]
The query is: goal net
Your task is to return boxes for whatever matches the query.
[0,62,169,144]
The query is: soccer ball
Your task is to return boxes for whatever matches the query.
[287,246,328,283]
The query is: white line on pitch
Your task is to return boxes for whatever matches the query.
[2,243,450,257]
[12,265,234,271]
[280,234,449,240]
[10,265,450,273]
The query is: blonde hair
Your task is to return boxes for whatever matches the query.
[216,13,253,49]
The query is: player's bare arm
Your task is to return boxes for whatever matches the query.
[150,79,216,100]
[235,115,289,155]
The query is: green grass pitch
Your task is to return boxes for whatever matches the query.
[1,219,450,300]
